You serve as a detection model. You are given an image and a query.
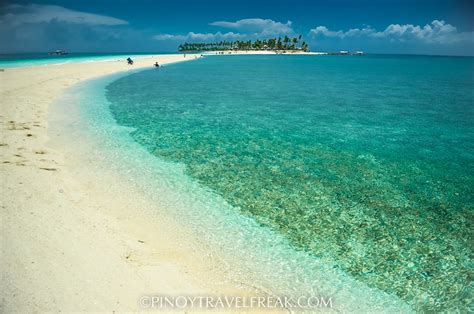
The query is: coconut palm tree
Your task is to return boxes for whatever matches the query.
[283,35,288,49]
[301,41,309,52]
[176,37,308,52]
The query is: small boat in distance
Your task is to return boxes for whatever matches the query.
[48,50,68,55]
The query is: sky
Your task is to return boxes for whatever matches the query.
[1,0,473,56]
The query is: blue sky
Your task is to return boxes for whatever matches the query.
[1,0,473,55]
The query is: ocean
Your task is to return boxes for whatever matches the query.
[57,54,473,311]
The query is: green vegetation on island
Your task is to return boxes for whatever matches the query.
[178,35,309,52]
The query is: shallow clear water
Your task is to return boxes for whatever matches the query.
[105,55,473,311]
[52,69,412,313]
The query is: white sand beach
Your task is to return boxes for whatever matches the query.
[0,54,268,312]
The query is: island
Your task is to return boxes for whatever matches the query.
[178,35,310,52]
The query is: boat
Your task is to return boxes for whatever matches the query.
[48,50,68,55]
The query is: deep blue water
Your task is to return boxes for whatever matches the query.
[105,54,473,311]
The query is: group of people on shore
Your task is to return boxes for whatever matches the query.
[126,57,160,68]
[126,54,204,68]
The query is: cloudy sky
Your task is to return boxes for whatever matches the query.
[1,0,473,55]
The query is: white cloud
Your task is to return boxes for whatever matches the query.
[0,4,129,27]
[210,18,293,36]
[153,34,187,41]
[154,18,295,43]
[310,26,344,38]
[153,31,246,42]
[310,20,474,44]
[310,25,378,39]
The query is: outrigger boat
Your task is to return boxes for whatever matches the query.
[48,50,68,55]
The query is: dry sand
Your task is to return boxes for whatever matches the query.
[0,54,267,312]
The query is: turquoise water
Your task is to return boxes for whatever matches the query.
[52,70,412,312]
[104,55,473,311]
[0,53,166,68]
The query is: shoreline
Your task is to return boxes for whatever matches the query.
[0,54,260,311]
[202,50,327,55]
[0,53,191,70]
[0,54,411,312]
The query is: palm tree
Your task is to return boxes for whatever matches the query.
[277,37,282,50]
[283,35,289,49]
[176,36,307,52]
[301,41,309,52]
[268,38,275,49]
